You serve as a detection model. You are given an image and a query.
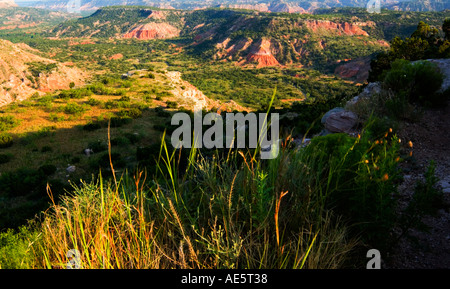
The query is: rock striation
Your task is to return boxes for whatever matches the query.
[123,22,180,39]
[305,20,369,36]
[246,38,280,67]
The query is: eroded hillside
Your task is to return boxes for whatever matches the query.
[0,39,87,106]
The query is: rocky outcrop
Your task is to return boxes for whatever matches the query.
[109,53,123,60]
[246,39,280,67]
[334,57,372,83]
[305,20,369,36]
[123,22,180,40]
[346,82,382,108]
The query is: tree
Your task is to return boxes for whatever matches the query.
[411,21,439,43]
[69,82,75,89]
[443,18,450,40]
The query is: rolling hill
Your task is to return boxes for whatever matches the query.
[0,6,78,30]
[45,6,446,72]
[0,39,87,106]
[19,0,449,13]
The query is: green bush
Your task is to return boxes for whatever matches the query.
[85,98,102,106]
[0,133,13,149]
[0,153,12,164]
[40,146,53,153]
[58,88,93,99]
[166,101,178,109]
[0,226,38,269]
[400,161,444,234]
[301,123,401,250]
[110,117,132,128]
[97,152,125,168]
[87,140,108,153]
[119,96,131,102]
[0,168,46,197]
[155,106,171,118]
[0,115,20,131]
[64,102,86,115]
[116,108,142,119]
[124,132,142,144]
[38,164,57,176]
[111,136,130,147]
[383,59,444,106]
[83,122,102,131]
[103,100,119,109]
[49,113,66,122]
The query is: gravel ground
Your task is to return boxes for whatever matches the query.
[385,101,450,269]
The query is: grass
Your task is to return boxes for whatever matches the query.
[0,87,410,269]
[26,133,359,269]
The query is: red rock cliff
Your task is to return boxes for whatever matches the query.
[246,39,280,67]
[123,22,180,40]
[306,20,369,36]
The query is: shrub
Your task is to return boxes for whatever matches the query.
[37,95,54,107]
[103,100,119,109]
[64,102,86,115]
[71,157,81,164]
[38,164,57,176]
[97,152,125,168]
[119,96,131,102]
[85,98,102,106]
[124,132,142,144]
[400,161,444,234]
[166,101,178,109]
[111,136,130,147]
[155,106,171,118]
[0,153,12,164]
[83,122,102,132]
[41,146,53,153]
[0,227,38,269]
[49,113,66,122]
[116,108,142,119]
[58,88,92,99]
[0,167,45,197]
[87,140,108,153]
[110,117,132,128]
[383,59,444,106]
[0,115,20,131]
[0,133,13,149]
[300,122,401,250]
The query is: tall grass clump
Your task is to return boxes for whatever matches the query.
[31,138,358,269]
[24,113,403,269]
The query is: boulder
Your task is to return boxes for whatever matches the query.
[322,108,358,133]
[346,82,382,107]
[321,107,345,124]
[66,165,76,173]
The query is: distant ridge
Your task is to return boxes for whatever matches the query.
[19,0,449,13]
[0,0,17,8]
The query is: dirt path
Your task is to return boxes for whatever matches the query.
[386,101,450,269]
